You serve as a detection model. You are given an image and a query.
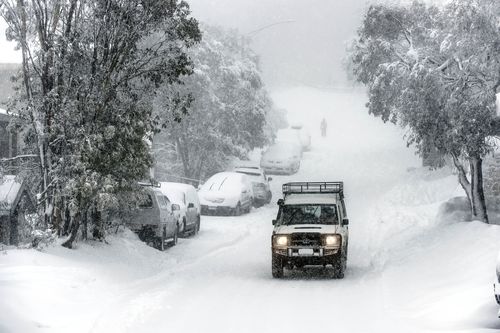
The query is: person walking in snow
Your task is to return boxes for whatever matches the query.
[320,118,327,137]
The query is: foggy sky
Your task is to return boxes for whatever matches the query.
[187,0,369,87]
[0,0,376,87]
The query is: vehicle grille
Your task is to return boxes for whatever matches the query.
[290,233,322,247]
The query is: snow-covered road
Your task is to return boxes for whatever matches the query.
[2,87,500,333]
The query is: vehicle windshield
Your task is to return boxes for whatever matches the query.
[277,204,338,225]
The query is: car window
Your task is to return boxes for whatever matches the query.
[156,194,167,209]
[278,204,338,225]
[138,193,153,208]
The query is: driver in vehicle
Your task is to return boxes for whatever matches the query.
[319,206,338,225]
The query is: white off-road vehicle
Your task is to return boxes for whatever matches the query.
[271,182,349,278]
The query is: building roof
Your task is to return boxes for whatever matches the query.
[0,175,25,216]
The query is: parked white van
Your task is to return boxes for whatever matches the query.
[160,182,201,236]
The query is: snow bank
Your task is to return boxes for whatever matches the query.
[0,229,174,333]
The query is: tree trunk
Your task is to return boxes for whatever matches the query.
[176,136,191,178]
[452,153,472,204]
[81,208,88,241]
[469,155,489,223]
[451,153,489,223]
[62,211,80,249]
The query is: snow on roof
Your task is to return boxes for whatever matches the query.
[160,182,195,191]
[0,175,22,214]
[200,172,245,191]
[159,182,195,204]
[284,193,339,205]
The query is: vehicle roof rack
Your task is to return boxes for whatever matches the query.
[282,182,344,198]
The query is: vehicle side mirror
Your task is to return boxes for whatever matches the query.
[343,218,349,226]
[268,177,273,182]
[187,203,194,209]
[172,204,180,211]
[272,219,277,225]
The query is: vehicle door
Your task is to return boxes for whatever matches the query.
[240,177,252,207]
[337,200,349,248]
[156,194,173,236]
[185,190,197,228]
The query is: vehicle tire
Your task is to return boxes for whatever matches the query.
[272,254,284,278]
[170,224,179,247]
[266,191,272,204]
[156,227,166,251]
[182,218,188,237]
[245,202,251,213]
[233,203,242,216]
[333,251,347,279]
[194,216,200,234]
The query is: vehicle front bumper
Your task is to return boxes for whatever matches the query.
[272,246,340,265]
[201,205,235,215]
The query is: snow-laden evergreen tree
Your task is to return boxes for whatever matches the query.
[348,0,500,223]
[0,0,201,247]
[154,25,278,182]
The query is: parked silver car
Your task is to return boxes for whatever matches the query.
[234,166,272,207]
[260,142,302,175]
[125,185,179,251]
[159,182,201,236]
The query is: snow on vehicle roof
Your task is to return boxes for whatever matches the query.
[266,142,300,153]
[160,182,195,192]
[159,182,191,204]
[284,193,339,205]
[0,108,7,115]
[201,172,245,191]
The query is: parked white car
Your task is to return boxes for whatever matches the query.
[234,166,272,207]
[198,172,253,216]
[159,182,201,236]
[260,142,302,175]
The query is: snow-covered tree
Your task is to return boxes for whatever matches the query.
[0,0,201,247]
[349,0,500,223]
[154,25,276,182]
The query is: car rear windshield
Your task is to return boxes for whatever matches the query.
[277,204,338,225]
[138,194,153,208]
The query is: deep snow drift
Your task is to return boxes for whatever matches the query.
[1,87,500,333]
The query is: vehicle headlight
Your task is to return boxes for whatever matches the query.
[324,234,341,247]
[273,235,289,247]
